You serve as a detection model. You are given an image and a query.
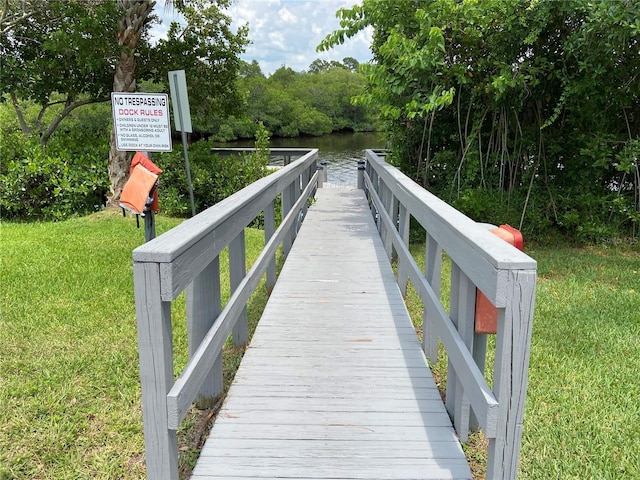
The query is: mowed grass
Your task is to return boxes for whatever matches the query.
[2,211,639,479]
[404,241,640,479]
[0,210,270,479]
[521,244,640,479]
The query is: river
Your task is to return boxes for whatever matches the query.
[216,131,386,186]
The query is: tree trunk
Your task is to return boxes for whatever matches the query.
[107,0,155,207]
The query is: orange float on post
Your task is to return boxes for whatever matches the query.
[475,225,523,334]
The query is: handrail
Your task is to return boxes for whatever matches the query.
[133,150,318,479]
[363,149,536,480]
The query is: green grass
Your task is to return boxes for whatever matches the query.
[521,244,640,479]
[0,210,271,479]
[403,242,640,479]
[2,212,639,479]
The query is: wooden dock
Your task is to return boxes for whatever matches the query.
[191,188,472,480]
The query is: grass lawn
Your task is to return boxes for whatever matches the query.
[1,211,639,479]
[520,243,640,479]
[404,241,640,479]
[0,210,270,479]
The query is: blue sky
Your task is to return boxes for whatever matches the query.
[155,0,372,76]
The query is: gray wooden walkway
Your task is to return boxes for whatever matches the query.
[191,188,472,480]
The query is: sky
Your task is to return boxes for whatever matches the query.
[155,0,372,76]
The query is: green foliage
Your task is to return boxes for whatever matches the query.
[209,60,380,141]
[147,0,249,133]
[156,123,271,216]
[320,0,640,244]
[0,0,121,144]
[0,132,109,221]
[0,98,114,221]
[1,0,248,150]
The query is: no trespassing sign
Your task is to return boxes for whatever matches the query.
[111,92,172,152]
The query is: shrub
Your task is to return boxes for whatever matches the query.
[156,123,271,217]
[0,136,108,220]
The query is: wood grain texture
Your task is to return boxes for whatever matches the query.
[191,188,471,480]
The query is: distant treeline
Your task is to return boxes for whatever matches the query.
[194,58,382,142]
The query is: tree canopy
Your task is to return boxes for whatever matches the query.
[1,0,249,203]
[320,0,640,242]
[0,1,121,144]
[207,58,379,141]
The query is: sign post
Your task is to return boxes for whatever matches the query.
[168,70,195,217]
[111,92,171,241]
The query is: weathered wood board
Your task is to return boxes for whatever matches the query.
[191,188,472,480]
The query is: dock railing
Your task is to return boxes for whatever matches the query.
[363,149,537,479]
[132,149,318,479]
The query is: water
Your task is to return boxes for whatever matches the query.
[216,131,386,186]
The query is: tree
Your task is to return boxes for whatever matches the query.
[0,1,121,145]
[0,0,49,34]
[307,59,331,74]
[342,56,360,72]
[319,0,640,241]
[107,0,157,205]
[239,60,264,78]
[108,0,248,205]
[148,0,249,131]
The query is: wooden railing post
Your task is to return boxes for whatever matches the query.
[486,269,536,479]
[229,230,247,345]
[282,181,295,256]
[445,262,477,442]
[264,200,277,293]
[396,203,410,296]
[317,164,325,188]
[379,182,393,254]
[319,161,328,186]
[134,262,178,480]
[186,257,223,408]
[357,160,365,189]
[301,168,311,221]
[423,232,442,363]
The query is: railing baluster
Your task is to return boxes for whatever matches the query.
[397,203,410,296]
[387,193,399,261]
[264,200,276,294]
[186,257,223,408]
[282,181,295,256]
[301,169,310,222]
[423,232,442,363]
[229,229,247,345]
[380,183,390,257]
[446,261,476,442]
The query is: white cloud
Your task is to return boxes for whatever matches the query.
[278,7,297,24]
[152,0,372,76]
[227,0,372,75]
[268,31,287,50]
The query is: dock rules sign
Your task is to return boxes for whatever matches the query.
[111,92,172,152]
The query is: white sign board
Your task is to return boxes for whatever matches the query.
[168,70,192,133]
[111,92,172,152]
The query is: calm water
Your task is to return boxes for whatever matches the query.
[217,131,386,186]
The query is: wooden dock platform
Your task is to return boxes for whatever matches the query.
[191,188,472,480]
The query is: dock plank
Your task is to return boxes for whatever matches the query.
[191,188,471,480]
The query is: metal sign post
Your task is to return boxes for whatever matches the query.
[168,70,195,217]
[111,93,171,242]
